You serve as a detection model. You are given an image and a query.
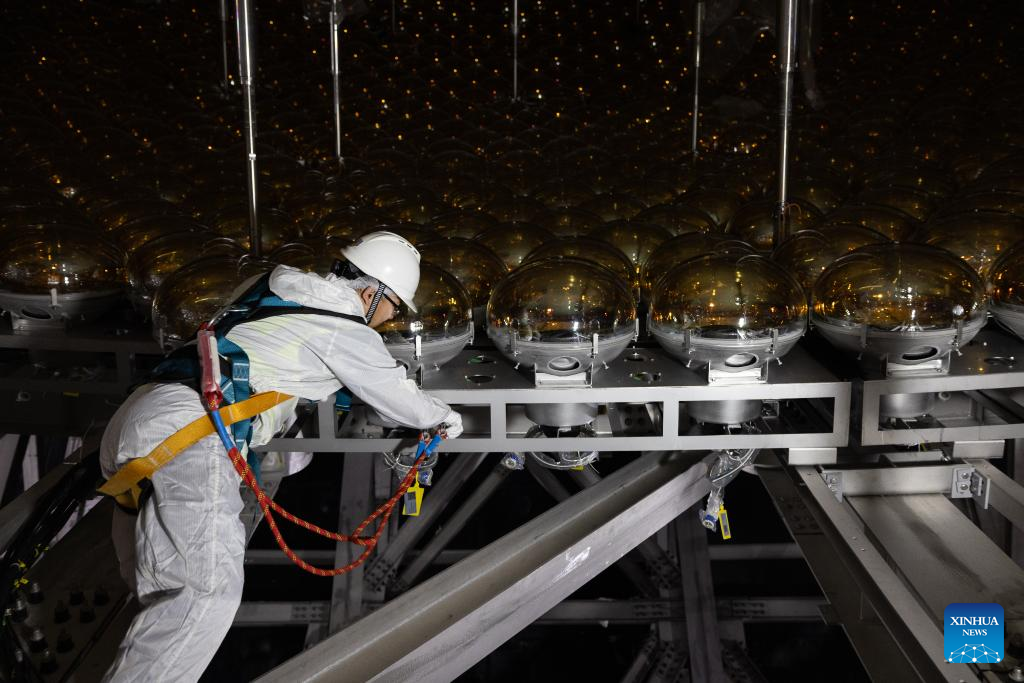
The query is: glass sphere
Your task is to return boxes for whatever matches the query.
[211,204,299,252]
[380,262,472,344]
[634,203,716,235]
[0,225,123,294]
[418,237,507,307]
[990,243,1024,338]
[430,210,499,239]
[920,211,1024,279]
[677,189,744,229]
[771,226,890,293]
[532,207,605,237]
[126,233,242,313]
[642,233,756,300]
[524,237,637,291]
[474,222,548,268]
[486,257,637,374]
[91,198,184,233]
[589,221,673,270]
[110,214,208,255]
[786,177,845,213]
[152,255,274,349]
[319,207,393,240]
[577,193,645,221]
[649,254,807,364]
[858,186,936,222]
[813,243,986,332]
[826,203,917,240]
[728,199,823,251]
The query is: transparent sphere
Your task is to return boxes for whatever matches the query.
[111,214,208,255]
[787,177,845,213]
[771,226,889,293]
[418,237,507,307]
[211,204,299,252]
[577,193,645,221]
[126,233,242,312]
[91,199,184,233]
[589,221,673,271]
[152,255,274,349]
[531,179,597,210]
[430,210,498,239]
[634,203,716,235]
[642,233,756,300]
[728,199,823,251]
[813,243,986,332]
[524,237,637,291]
[532,207,605,237]
[649,254,807,342]
[0,225,124,294]
[474,222,548,268]
[267,239,340,273]
[379,262,472,344]
[319,207,393,240]
[920,211,1024,279]
[826,203,917,240]
[990,244,1024,323]
[858,186,936,222]
[486,257,637,371]
[677,189,744,229]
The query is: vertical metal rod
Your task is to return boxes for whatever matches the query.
[235,0,260,258]
[690,0,705,159]
[512,0,519,101]
[774,0,799,249]
[329,0,343,168]
[219,0,231,88]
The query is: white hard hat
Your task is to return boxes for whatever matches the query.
[341,231,422,312]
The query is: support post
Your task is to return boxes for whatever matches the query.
[329,0,344,168]
[675,507,727,682]
[235,0,261,258]
[690,0,705,159]
[512,0,520,102]
[219,0,231,89]
[773,0,799,249]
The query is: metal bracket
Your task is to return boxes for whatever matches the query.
[590,333,599,358]
[970,470,991,509]
[951,466,975,499]
[821,471,843,502]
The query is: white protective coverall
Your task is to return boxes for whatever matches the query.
[100,265,453,682]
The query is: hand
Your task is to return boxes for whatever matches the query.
[442,410,463,439]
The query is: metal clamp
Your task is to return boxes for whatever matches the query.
[951,466,975,499]
[970,470,990,509]
[821,471,843,502]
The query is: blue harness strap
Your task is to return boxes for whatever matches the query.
[151,271,368,484]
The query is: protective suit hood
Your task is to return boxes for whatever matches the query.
[268,265,367,320]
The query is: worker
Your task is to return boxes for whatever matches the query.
[99,231,463,682]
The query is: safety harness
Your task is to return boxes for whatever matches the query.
[98,269,367,510]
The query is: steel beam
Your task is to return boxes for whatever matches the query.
[327,454,374,634]
[364,453,488,592]
[255,451,712,683]
[392,458,512,591]
[969,458,1024,532]
[676,509,727,683]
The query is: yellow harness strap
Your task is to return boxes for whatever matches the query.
[98,391,294,510]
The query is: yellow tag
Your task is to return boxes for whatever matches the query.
[402,480,424,516]
[718,504,732,540]
[571,465,585,471]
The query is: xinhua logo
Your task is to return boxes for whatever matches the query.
[944,603,1004,663]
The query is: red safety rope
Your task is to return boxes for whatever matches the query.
[226,446,425,577]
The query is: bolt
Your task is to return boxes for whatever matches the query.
[10,597,27,623]
[79,605,95,624]
[39,649,57,675]
[959,470,970,480]
[1010,666,1024,683]
[959,483,969,492]
[68,589,83,606]
[27,581,43,604]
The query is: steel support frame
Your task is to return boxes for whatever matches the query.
[859,330,1024,446]
[758,457,957,682]
[260,347,849,455]
[255,451,714,683]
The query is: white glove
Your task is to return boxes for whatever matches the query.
[443,410,464,439]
